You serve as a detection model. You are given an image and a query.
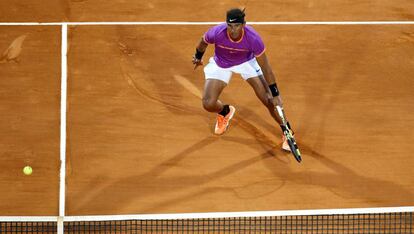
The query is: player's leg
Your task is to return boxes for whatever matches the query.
[202,78,227,113]
[233,58,282,124]
[246,75,282,124]
[246,76,291,151]
[235,58,292,151]
[203,58,236,135]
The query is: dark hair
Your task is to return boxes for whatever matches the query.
[226,8,246,23]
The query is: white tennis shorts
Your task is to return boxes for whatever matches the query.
[203,57,263,84]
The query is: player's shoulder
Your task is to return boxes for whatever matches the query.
[244,25,264,45]
[204,23,226,44]
[244,25,262,37]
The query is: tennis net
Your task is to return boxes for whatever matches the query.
[1,207,413,233]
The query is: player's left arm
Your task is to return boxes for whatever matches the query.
[255,52,283,107]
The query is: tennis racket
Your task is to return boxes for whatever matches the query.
[275,105,302,163]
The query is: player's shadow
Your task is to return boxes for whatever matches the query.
[68,114,412,214]
[68,109,289,214]
[143,142,414,212]
[234,111,414,205]
[68,134,276,214]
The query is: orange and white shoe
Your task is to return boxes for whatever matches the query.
[214,106,236,135]
[282,135,291,151]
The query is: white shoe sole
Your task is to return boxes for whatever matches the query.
[282,144,291,152]
[282,138,291,151]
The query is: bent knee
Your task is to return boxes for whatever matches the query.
[202,97,218,112]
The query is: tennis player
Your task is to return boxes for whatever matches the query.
[192,8,294,151]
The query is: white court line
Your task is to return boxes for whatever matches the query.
[64,206,414,221]
[1,21,414,26]
[58,23,68,234]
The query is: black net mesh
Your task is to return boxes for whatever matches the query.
[0,221,57,233]
[1,212,412,233]
[64,212,413,234]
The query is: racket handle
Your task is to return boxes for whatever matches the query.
[275,105,284,117]
[275,105,286,123]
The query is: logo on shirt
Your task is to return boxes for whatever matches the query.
[217,44,249,52]
[256,69,261,72]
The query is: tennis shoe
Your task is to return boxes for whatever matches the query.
[214,105,236,135]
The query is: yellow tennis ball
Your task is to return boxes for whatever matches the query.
[23,166,33,175]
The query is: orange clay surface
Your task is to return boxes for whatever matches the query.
[0,2,413,217]
[0,26,61,215]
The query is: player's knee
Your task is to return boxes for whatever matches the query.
[202,97,217,112]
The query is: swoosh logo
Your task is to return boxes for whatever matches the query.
[229,18,237,22]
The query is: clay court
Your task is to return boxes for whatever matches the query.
[1,0,413,222]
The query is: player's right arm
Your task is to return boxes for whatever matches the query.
[192,37,209,69]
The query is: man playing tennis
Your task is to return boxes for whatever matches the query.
[192,8,295,151]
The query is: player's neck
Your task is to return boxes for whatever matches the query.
[230,34,242,41]
[227,28,244,43]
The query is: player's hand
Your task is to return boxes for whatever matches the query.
[192,56,203,70]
